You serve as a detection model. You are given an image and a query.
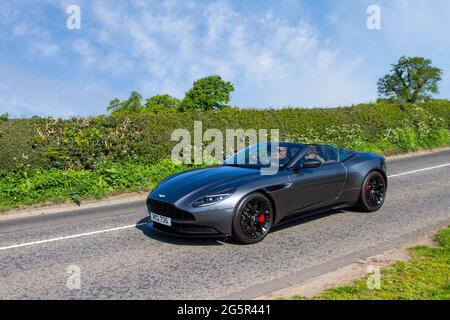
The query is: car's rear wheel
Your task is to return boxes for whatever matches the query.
[232,192,273,244]
[357,171,386,212]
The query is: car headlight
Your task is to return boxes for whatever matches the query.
[190,189,236,207]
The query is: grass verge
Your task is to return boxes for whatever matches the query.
[0,159,199,212]
[291,226,450,300]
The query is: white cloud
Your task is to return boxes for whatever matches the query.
[9,16,59,60]
[12,22,49,38]
[71,38,98,66]
[3,0,449,117]
[32,41,60,58]
[204,1,237,46]
[82,0,372,107]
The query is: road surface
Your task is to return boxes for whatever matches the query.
[0,150,449,299]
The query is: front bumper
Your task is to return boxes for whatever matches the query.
[151,221,225,238]
[147,199,235,236]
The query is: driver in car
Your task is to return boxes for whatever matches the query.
[304,148,325,163]
[273,146,290,166]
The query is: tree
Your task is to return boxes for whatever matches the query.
[107,98,121,112]
[377,56,442,103]
[0,112,8,121]
[144,94,180,113]
[107,91,144,113]
[179,75,234,111]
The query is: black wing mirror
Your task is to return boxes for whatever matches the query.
[302,159,321,168]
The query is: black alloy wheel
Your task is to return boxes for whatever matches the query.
[357,171,386,212]
[232,192,273,244]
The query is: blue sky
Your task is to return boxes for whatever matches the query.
[1,0,450,118]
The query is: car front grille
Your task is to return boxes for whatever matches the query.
[147,199,195,221]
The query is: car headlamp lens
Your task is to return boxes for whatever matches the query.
[191,189,236,207]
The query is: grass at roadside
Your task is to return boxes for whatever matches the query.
[290,226,450,300]
[0,159,199,212]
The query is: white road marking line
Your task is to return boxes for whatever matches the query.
[388,162,450,178]
[0,223,147,251]
[1,162,449,252]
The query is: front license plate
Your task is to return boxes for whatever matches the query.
[150,212,172,226]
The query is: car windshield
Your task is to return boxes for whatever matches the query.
[223,143,302,169]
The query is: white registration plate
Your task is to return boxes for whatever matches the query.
[150,212,172,226]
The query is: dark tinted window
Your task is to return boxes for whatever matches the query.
[339,149,354,162]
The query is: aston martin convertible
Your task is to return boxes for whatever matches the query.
[147,142,387,244]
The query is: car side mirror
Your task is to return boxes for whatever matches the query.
[302,159,321,168]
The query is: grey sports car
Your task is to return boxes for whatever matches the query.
[147,142,387,244]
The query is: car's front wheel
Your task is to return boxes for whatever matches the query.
[356,171,386,212]
[232,192,273,244]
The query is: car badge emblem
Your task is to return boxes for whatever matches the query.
[159,194,166,198]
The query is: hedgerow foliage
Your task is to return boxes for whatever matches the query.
[1,100,449,173]
[0,100,449,210]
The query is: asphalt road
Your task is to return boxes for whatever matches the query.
[0,150,449,299]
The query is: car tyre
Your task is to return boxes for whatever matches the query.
[356,171,386,212]
[232,192,274,244]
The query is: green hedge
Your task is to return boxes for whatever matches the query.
[0,100,449,211]
[1,101,449,174]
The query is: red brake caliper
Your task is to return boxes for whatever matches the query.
[258,214,265,223]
